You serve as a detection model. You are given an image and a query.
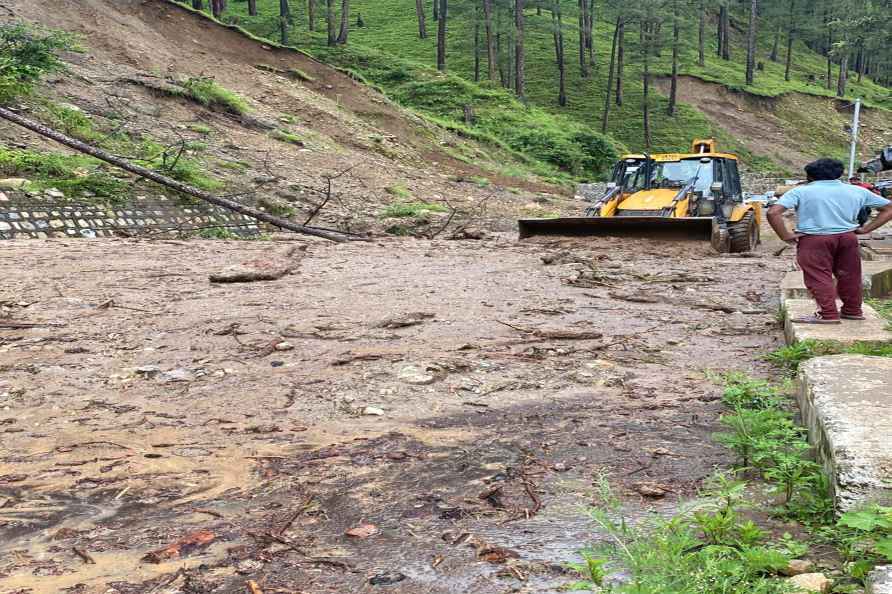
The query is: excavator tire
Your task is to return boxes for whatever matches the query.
[728,212,759,253]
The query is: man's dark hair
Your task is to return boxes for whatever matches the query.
[805,158,845,181]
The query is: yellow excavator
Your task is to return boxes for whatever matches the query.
[519,139,762,253]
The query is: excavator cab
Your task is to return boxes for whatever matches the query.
[518,139,762,253]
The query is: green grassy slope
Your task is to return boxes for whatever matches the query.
[210,0,891,174]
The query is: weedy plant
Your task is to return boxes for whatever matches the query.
[0,23,76,104]
[575,476,792,593]
[767,339,892,374]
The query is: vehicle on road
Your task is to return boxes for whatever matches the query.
[519,139,763,253]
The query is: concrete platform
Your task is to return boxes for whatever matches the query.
[798,355,892,512]
[868,566,892,594]
[784,299,892,344]
[861,237,892,261]
[781,262,892,302]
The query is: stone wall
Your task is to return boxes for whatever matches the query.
[0,190,260,239]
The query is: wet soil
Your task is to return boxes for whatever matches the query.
[0,233,792,593]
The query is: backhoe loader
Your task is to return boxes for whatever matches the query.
[519,139,762,253]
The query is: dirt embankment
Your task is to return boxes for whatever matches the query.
[656,76,892,172]
[3,0,562,197]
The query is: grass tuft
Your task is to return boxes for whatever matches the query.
[270,129,304,145]
[382,201,447,218]
[180,77,251,114]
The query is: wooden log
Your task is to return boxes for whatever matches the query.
[0,106,352,243]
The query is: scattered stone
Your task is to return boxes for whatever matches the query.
[369,571,406,586]
[246,424,281,434]
[345,523,379,539]
[781,560,816,577]
[552,462,571,472]
[44,188,65,199]
[375,312,435,329]
[134,365,162,378]
[235,559,263,574]
[787,572,832,593]
[451,228,487,240]
[634,482,671,498]
[398,365,436,385]
[362,406,385,416]
[0,192,8,202]
[160,368,195,383]
[274,341,294,352]
[270,361,284,368]
[0,178,29,190]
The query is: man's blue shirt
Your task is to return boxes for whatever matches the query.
[777,180,890,235]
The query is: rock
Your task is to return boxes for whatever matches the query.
[787,573,832,594]
[781,560,816,577]
[274,341,294,352]
[0,192,8,202]
[398,365,436,385]
[634,482,671,498]
[134,365,161,378]
[345,523,379,539]
[362,406,385,416]
[160,368,195,383]
[451,228,487,240]
[44,188,65,198]
[369,571,406,586]
[235,559,263,574]
[0,178,29,190]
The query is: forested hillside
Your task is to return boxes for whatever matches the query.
[190,0,892,176]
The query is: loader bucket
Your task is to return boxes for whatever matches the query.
[517,216,715,242]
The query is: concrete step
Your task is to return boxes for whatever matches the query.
[861,237,892,261]
[784,299,892,344]
[798,355,892,512]
[781,262,892,302]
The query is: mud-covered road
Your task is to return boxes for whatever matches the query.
[1,234,790,593]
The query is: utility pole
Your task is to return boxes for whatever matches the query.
[848,97,862,178]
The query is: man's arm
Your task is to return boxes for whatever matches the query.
[856,203,892,234]
[767,204,801,243]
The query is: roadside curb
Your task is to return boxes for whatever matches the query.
[783,299,892,344]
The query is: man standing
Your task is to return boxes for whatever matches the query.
[768,158,892,324]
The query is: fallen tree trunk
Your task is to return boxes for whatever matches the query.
[0,106,351,243]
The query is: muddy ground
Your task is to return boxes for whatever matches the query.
[0,231,792,594]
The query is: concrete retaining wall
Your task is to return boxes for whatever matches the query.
[0,190,260,239]
[798,355,892,512]
[869,566,892,594]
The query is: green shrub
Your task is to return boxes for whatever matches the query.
[0,147,128,200]
[0,23,75,104]
[40,102,104,143]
